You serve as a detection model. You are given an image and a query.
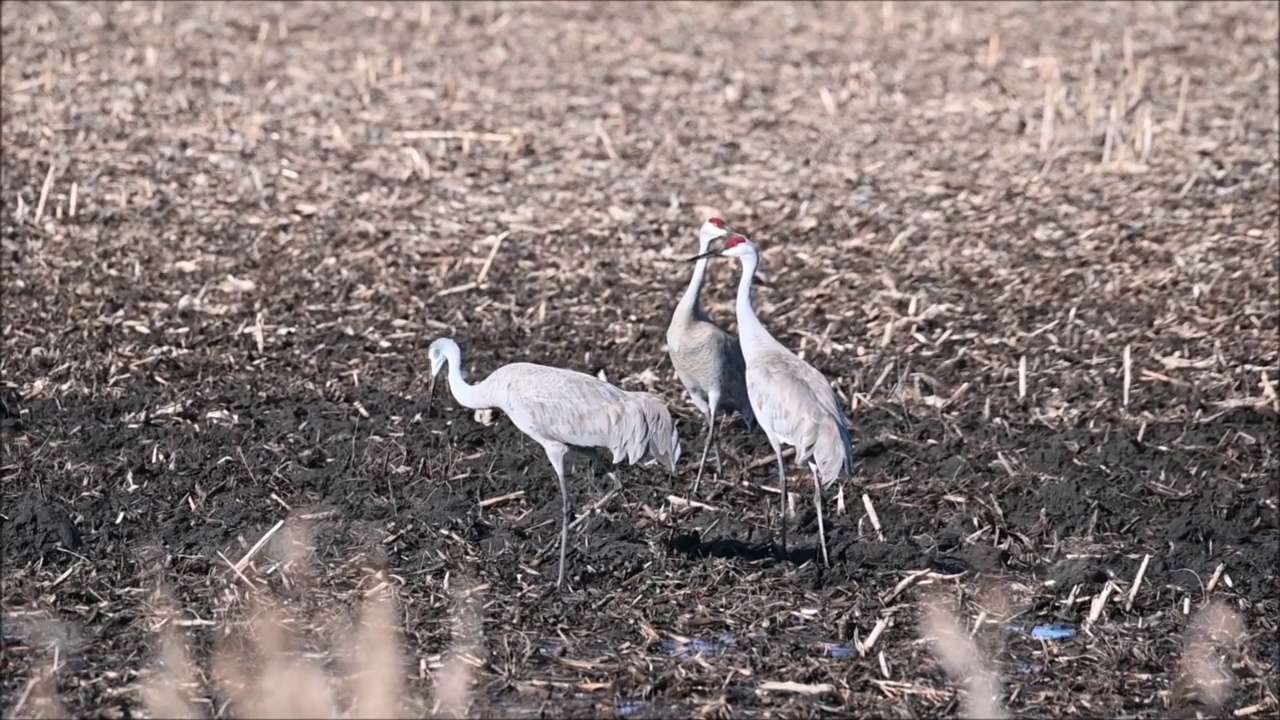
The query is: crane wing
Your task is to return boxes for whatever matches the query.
[627,391,681,473]
[487,363,661,468]
[745,353,854,485]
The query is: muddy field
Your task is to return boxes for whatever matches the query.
[2,1,1278,717]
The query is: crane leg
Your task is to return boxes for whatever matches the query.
[543,443,572,590]
[771,441,788,557]
[709,391,724,480]
[811,464,830,567]
[692,405,719,496]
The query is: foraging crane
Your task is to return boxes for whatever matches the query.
[690,235,854,566]
[425,338,680,589]
[666,218,757,495]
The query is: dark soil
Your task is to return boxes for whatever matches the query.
[3,2,1277,717]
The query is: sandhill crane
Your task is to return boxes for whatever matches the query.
[666,217,756,495]
[690,235,854,566]
[425,338,680,589]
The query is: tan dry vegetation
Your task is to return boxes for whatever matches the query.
[917,593,1267,718]
[14,580,1262,718]
[11,518,482,720]
[1170,600,1247,712]
[14,591,482,720]
[7,669,65,720]
[920,595,1009,719]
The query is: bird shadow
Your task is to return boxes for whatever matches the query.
[666,530,821,566]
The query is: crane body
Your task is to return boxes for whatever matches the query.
[426,338,680,589]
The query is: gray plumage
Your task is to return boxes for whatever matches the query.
[745,354,855,484]
[426,338,681,589]
[625,390,682,472]
[667,218,757,494]
[695,234,854,566]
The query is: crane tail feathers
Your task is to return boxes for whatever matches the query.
[811,420,855,488]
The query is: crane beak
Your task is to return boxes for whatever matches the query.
[689,226,747,261]
[424,373,438,416]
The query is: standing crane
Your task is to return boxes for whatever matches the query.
[425,338,681,589]
[690,235,854,566]
[666,217,757,495]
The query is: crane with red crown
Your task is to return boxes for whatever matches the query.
[690,233,855,566]
[666,218,757,496]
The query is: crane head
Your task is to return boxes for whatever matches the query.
[688,234,772,286]
[697,217,732,248]
[425,338,459,416]
[721,234,749,253]
[689,233,755,261]
[427,338,455,377]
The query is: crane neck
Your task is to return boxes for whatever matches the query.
[733,251,775,362]
[675,253,710,320]
[444,354,490,409]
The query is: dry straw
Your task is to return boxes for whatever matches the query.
[1171,600,1245,712]
[13,565,1262,718]
[920,592,1253,717]
[15,516,483,720]
[920,596,1009,719]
